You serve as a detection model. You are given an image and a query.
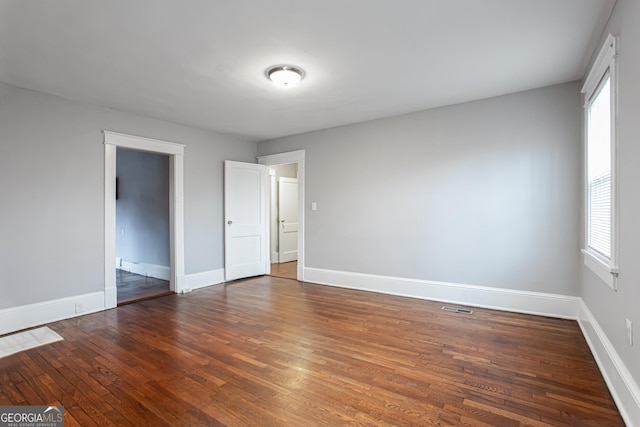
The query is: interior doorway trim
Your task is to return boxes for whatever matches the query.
[104,131,186,308]
[257,150,305,281]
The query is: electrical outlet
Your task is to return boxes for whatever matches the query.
[626,319,633,346]
[75,302,84,314]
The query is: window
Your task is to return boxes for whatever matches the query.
[581,34,618,290]
[587,76,611,258]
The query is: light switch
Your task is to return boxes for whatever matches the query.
[311,202,317,211]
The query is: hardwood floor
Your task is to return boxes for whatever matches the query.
[116,269,171,305]
[270,261,297,280]
[0,276,623,426]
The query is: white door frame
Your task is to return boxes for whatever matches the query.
[104,131,185,308]
[258,150,305,281]
[269,171,279,262]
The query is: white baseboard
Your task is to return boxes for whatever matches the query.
[184,269,225,292]
[0,291,105,336]
[119,260,170,281]
[303,267,580,318]
[105,286,117,309]
[578,301,640,427]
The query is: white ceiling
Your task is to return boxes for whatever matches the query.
[0,0,615,141]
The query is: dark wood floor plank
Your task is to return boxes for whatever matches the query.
[0,276,624,426]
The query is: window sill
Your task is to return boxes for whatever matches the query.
[582,249,618,291]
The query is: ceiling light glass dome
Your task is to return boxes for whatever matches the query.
[266,65,305,87]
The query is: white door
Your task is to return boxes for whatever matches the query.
[278,177,298,263]
[224,161,267,281]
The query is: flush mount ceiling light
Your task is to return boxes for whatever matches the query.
[266,65,305,87]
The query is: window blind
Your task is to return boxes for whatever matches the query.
[586,75,612,260]
[588,172,611,258]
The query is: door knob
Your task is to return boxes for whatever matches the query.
[227,220,233,225]
[281,220,285,223]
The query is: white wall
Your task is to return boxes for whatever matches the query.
[116,148,170,269]
[580,0,640,399]
[258,83,581,296]
[0,81,256,310]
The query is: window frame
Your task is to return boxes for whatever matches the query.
[581,33,619,290]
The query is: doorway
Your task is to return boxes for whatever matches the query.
[268,164,298,280]
[104,131,186,309]
[115,148,171,305]
[258,150,305,282]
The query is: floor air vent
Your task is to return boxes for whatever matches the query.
[441,306,473,314]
